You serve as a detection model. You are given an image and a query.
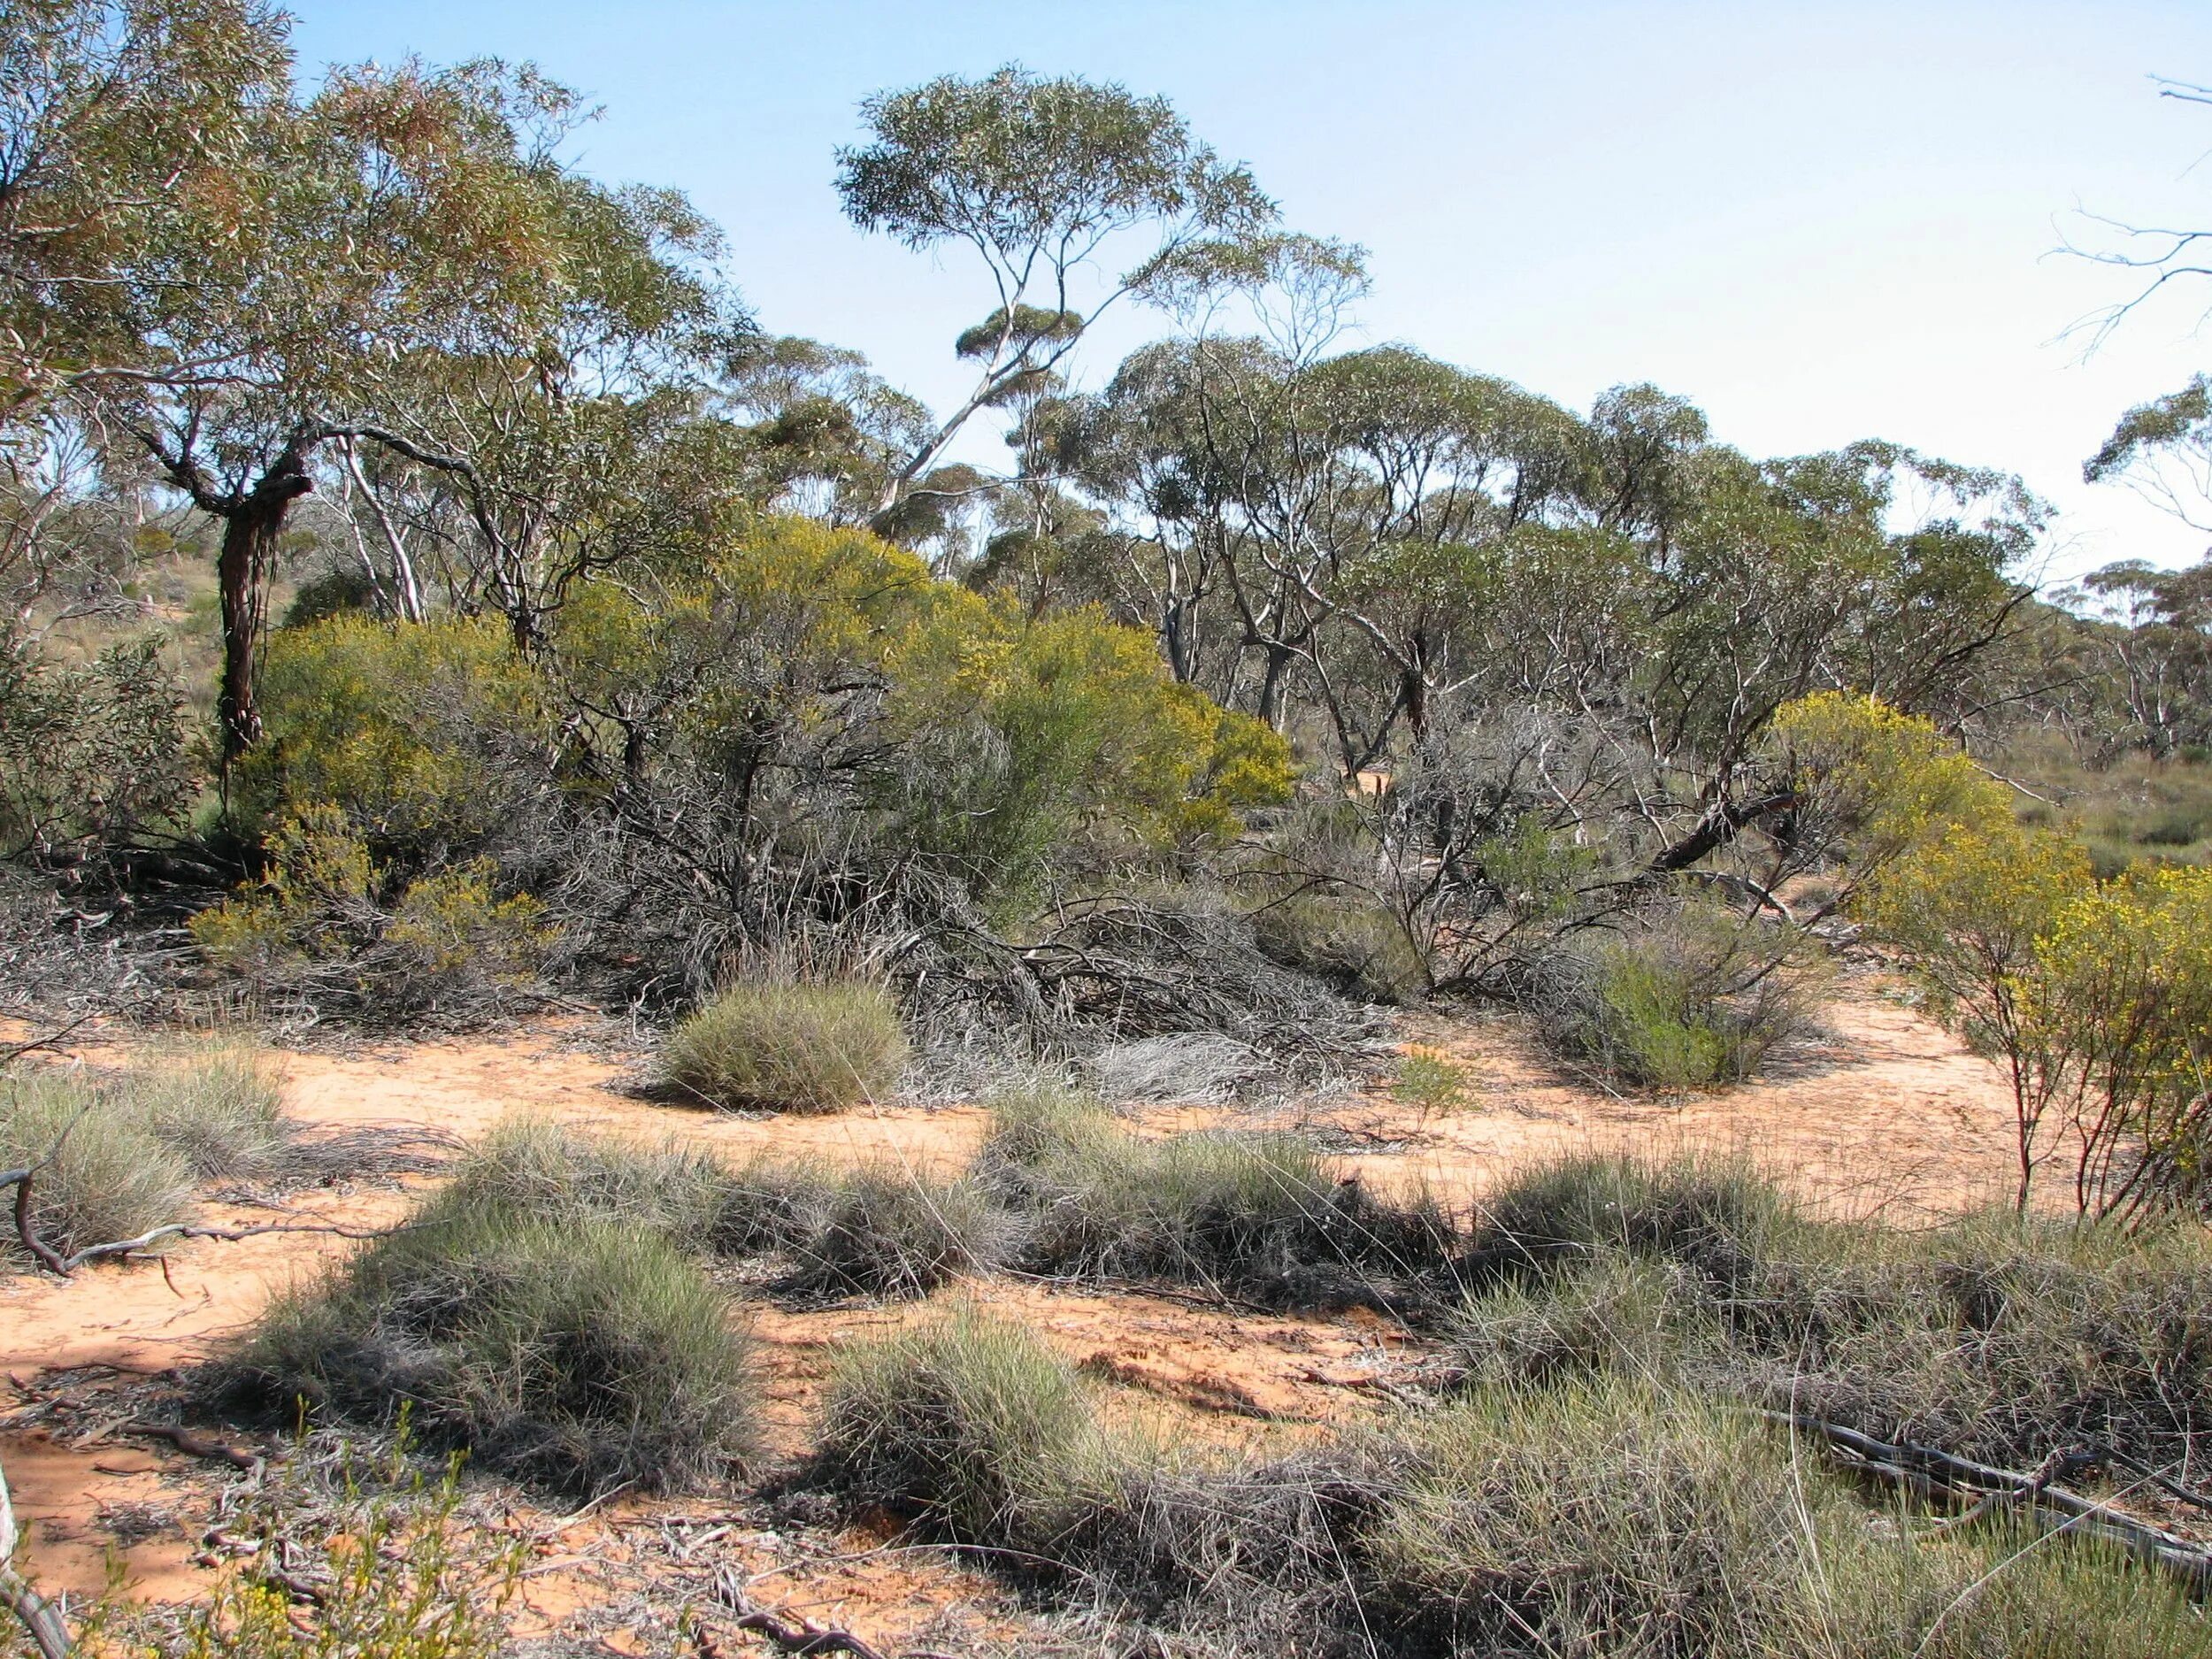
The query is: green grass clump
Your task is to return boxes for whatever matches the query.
[664,980,909,1113]
[1363,1378,2209,1659]
[438,1116,732,1251]
[1464,1152,1793,1283]
[978,1081,1451,1305]
[0,1071,194,1257]
[815,1306,1094,1543]
[1,1042,289,1259]
[1450,1154,2212,1479]
[220,1186,754,1495]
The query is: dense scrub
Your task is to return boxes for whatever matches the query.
[809,1307,2212,1658]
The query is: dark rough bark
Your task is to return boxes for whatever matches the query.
[214,451,316,766]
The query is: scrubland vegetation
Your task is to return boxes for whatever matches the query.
[9,0,2212,1653]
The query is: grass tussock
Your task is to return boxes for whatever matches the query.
[1452,1152,2212,1477]
[1,1041,288,1257]
[808,1304,2211,1658]
[978,1081,1452,1306]
[218,1164,754,1495]
[663,979,908,1113]
[815,1305,1095,1543]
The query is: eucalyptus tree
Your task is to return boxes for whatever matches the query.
[1,0,286,431]
[834,64,1277,518]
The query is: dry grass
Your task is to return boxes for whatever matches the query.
[663,980,909,1113]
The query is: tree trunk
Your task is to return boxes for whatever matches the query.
[215,454,316,768]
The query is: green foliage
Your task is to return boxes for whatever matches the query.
[223,1187,755,1495]
[245,613,545,851]
[815,1305,1094,1543]
[0,628,195,872]
[1870,816,2212,1217]
[885,598,1292,892]
[1391,1047,1471,1121]
[1536,904,1825,1091]
[783,1166,1009,1297]
[664,980,909,1113]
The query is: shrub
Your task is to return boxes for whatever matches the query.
[664,980,909,1113]
[1250,888,1426,1004]
[1392,1047,1471,1123]
[815,1306,1093,1542]
[0,1070,193,1257]
[0,628,195,876]
[153,1439,525,1659]
[191,810,557,1025]
[220,1194,754,1495]
[1529,903,1824,1089]
[243,612,546,854]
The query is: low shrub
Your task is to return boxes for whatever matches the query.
[1392,1047,1471,1123]
[0,1071,193,1257]
[219,1191,753,1495]
[1526,903,1824,1090]
[815,1305,1093,1543]
[1250,888,1426,1004]
[664,980,909,1113]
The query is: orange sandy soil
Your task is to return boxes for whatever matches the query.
[0,980,2025,1654]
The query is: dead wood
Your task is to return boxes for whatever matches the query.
[122,1420,266,1471]
[709,1564,895,1658]
[1763,1410,2212,1593]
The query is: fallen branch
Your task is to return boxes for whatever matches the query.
[0,1014,95,1067]
[710,1564,893,1658]
[3,1453,74,1658]
[3,1151,401,1279]
[122,1420,266,1471]
[1763,1411,2212,1593]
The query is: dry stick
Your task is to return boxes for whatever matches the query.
[710,1565,894,1659]
[1763,1411,2212,1594]
[3,1151,401,1279]
[121,1421,265,1472]
[2,1454,74,1659]
[0,1013,96,1067]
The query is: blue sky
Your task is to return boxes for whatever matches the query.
[291,1,2212,581]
